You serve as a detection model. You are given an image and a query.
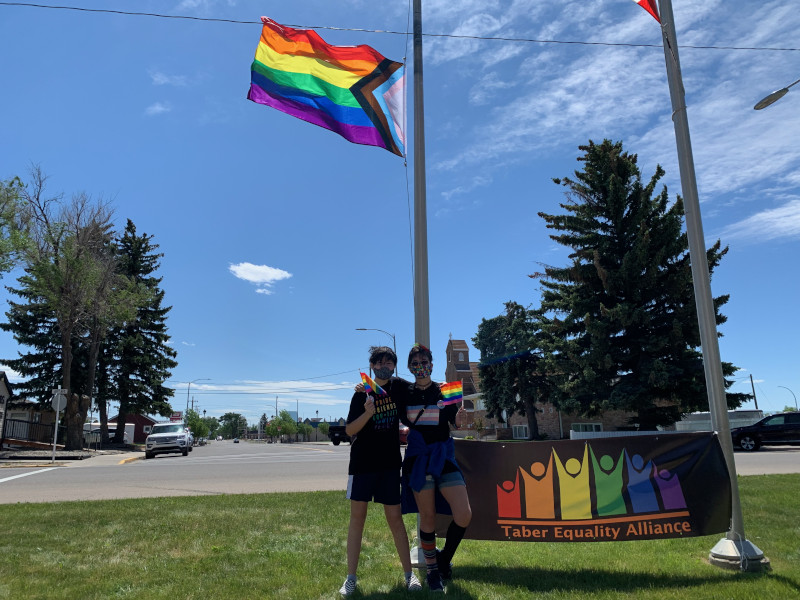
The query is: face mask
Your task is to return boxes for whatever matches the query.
[373,366,393,380]
[410,363,432,379]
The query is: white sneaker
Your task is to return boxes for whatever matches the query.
[406,572,422,591]
[339,577,357,597]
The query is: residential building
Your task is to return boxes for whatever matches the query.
[443,338,643,440]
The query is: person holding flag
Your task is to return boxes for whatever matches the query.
[339,346,421,596]
[399,343,472,593]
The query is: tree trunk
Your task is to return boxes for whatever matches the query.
[60,329,83,450]
[84,327,102,441]
[112,377,130,445]
[523,397,540,440]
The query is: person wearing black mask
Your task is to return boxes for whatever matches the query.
[339,346,421,596]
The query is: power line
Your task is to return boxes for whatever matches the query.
[183,388,353,395]
[2,2,799,52]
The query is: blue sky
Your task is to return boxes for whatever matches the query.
[1,0,798,425]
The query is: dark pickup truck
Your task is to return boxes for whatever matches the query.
[328,425,351,446]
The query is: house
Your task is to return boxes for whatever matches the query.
[0,371,13,444]
[0,375,60,448]
[443,338,642,440]
[109,413,159,444]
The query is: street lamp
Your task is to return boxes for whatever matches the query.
[777,386,798,410]
[356,328,397,375]
[754,77,800,110]
[186,378,210,423]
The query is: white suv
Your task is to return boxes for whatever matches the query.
[145,423,191,459]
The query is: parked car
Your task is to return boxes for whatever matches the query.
[233,437,239,443]
[328,425,351,446]
[185,428,194,451]
[731,411,800,451]
[145,422,191,458]
[399,423,409,445]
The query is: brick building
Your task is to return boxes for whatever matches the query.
[443,338,641,440]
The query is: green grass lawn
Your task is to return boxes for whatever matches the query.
[0,474,797,600]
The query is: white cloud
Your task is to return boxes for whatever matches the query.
[0,365,23,382]
[149,70,188,86]
[144,102,172,116]
[420,0,800,244]
[174,0,237,14]
[229,262,292,295]
[717,199,800,243]
[469,72,517,105]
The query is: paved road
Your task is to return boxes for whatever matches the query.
[0,440,796,505]
[0,440,351,504]
[727,445,800,475]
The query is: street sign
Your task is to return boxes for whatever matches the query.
[50,389,68,462]
[51,393,67,412]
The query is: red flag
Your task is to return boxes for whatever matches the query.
[631,0,660,22]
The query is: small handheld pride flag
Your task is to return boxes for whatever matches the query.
[360,372,387,396]
[439,381,463,406]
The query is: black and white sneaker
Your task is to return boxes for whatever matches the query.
[406,572,422,592]
[339,577,357,597]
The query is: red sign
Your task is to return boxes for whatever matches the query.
[170,412,183,422]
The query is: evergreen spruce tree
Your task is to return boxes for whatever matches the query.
[100,220,177,443]
[473,302,558,439]
[536,140,747,429]
[1,277,64,400]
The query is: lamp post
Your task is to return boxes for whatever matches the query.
[186,378,210,424]
[777,386,798,410]
[754,77,800,110]
[356,328,398,375]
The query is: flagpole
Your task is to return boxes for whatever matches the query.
[409,0,430,570]
[413,0,430,349]
[657,0,768,571]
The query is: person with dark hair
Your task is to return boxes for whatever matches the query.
[339,346,421,597]
[399,343,472,593]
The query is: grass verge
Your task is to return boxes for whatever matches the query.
[0,475,797,599]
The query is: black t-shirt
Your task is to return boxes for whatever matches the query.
[397,381,458,445]
[345,377,405,475]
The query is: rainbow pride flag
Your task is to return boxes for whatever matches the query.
[440,381,463,405]
[248,17,406,156]
[360,372,387,397]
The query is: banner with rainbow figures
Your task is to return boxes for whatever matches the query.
[450,433,731,542]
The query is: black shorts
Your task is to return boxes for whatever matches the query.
[346,470,401,505]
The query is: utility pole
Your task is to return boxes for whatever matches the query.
[749,375,758,410]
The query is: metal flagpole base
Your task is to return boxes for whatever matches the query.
[410,544,425,569]
[708,538,770,572]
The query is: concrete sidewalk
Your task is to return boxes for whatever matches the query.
[0,447,142,467]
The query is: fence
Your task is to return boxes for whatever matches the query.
[1,418,57,445]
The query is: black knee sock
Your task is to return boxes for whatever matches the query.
[440,521,467,564]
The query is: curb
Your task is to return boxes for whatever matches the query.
[0,462,68,468]
[118,456,142,465]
